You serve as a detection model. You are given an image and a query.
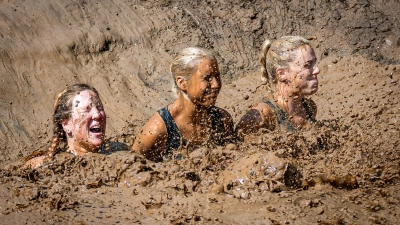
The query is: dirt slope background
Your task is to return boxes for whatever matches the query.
[1,0,399,161]
[0,0,399,224]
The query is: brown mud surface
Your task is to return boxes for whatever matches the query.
[0,0,399,224]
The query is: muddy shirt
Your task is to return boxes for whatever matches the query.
[157,106,226,161]
[263,98,316,132]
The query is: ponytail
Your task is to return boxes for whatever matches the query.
[260,39,272,86]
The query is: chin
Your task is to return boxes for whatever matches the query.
[88,139,104,149]
[94,140,104,146]
[203,102,216,108]
[197,99,216,108]
[309,88,318,95]
[304,90,317,96]
[306,84,318,95]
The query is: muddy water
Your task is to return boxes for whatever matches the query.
[1,0,400,224]
[1,115,399,224]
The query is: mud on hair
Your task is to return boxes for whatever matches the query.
[24,84,100,161]
[259,36,310,91]
[170,47,217,97]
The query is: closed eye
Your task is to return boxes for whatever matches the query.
[203,74,212,81]
[304,59,317,69]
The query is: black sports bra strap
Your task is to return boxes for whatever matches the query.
[157,107,186,158]
[209,106,226,145]
[263,98,316,132]
[157,106,226,161]
[263,99,296,132]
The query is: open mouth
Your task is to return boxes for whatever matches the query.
[89,125,102,133]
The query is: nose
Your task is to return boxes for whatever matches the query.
[92,107,101,120]
[313,64,320,75]
[210,76,221,89]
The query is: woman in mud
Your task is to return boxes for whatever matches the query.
[132,47,234,162]
[236,36,320,138]
[23,83,127,169]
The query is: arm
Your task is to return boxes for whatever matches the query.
[131,113,168,161]
[21,155,48,170]
[235,103,275,139]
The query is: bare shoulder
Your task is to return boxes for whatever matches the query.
[135,111,168,144]
[235,101,276,138]
[143,111,168,134]
[250,101,276,130]
[132,111,168,156]
[21,155,48,170]
[251,102,274,118]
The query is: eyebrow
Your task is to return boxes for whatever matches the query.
[76,101,99,108]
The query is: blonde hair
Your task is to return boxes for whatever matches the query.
[170,47,217,97]
[260,36,310,91]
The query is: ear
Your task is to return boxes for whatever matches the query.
[61,119,72,135]
[176,76,188,91]
[276,67,288,83]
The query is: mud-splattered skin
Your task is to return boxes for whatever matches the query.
[285,45,319,97]
[236,44,319,135]
[184,59,222,107]
[133,59,234,161]
[63,90,106,155]
[1,0,400,223]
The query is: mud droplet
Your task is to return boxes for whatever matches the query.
[225,143,237,150]
[307,36,317,40]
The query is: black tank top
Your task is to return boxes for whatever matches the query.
[263,98,316,132]
[157,106,226,161]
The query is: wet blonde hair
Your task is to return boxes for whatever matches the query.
[260,36,310,91]
[24,84,101,161]
[170,47,217,97]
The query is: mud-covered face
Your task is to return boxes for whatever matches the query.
[64,90,106,154]
[185,59,221,107]
[286,45,320,96]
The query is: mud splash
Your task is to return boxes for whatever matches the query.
[1,117,399,224]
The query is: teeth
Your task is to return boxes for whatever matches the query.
[90,125,101,133]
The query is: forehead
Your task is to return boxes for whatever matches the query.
[196,59,219,73]
[292,45,316,61]
[72,90,100,107]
